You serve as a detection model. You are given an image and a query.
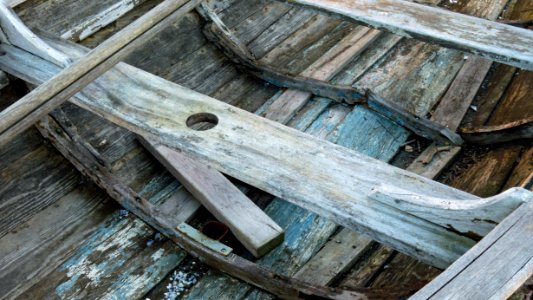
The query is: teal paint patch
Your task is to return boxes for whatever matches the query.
[336,106,409,161]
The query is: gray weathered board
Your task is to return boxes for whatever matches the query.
[286,0,533,70]
[140,138,285,258]
[3,39,533,269]
[412,200,533,300]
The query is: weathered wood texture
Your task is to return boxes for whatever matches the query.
[14,0,152,42]
[286,0,533,69]
[0,0,200,146]
[0,3,71,66]
[335,0,512,288]
[0,70,9,90]
[412,200,533,300]
[140,139,284,258]
[0,40,486,268]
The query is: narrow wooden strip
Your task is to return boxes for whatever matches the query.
[430,56,493,130]
[460,118,533,144]
[0,0,200,146]
[293,229,373,286]
[0,70,8,90]
[471,64,516,126]
[139,138,284,258]
[407,146,461,179]
[0,43,481,268]
[4,0,27,8]
[286,0,533,69]
[260,28,380,123]
[412,200,533,300]
[0,3,71,66]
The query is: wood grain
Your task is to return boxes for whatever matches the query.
[140,138,284,258]
[287,0,533,69]
[0,42,483,268]
[0,0,200,146]
[412,200,533,300]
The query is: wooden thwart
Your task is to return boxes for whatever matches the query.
[140,138,284,258]
[285,0,533,70]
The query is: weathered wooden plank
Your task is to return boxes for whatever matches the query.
[504,146,533,190]
[183,103,351,300]
[293,229,372,286]
[450,146,523,197]
[412,200,533,300]
[261,26,378,123]
[140,138,284,258]
[0,131,80,239]
[430,57,492,129]
[286,0,533,69]
[370,186,531,236]
[0,40,484,268]
[0,186,112,299]
[59,0,151,42]
[470,64,516,127]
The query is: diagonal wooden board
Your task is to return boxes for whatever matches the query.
[1,37,532,268]
[285,0,533,70]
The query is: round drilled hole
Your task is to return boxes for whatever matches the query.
[186,112,218,131]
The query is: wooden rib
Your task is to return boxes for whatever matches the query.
[411,200,533,300]
[0,0,201,146]
[285,0,533,70]
[460,118,533,144]
[139,138,285,258]
[0,42,484,268]
[35,112,401,300]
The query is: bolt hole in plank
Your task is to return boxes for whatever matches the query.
[186,112,218,131]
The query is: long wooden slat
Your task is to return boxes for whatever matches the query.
[412,200,533,300]
[139,138,285,258]
[0,42,498,268]
[0,0,201,146]
[285,0,533,70]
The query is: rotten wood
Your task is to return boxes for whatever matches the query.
[284,0,533,70]
[0,0,201,146]
[0,41,480,268]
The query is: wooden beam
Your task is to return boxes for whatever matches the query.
[139,138,284,258]
[285,0,533,70]
[412,200,533,300]
[0,41,504,268]
[0,0,201,146]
